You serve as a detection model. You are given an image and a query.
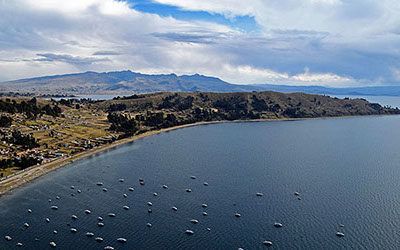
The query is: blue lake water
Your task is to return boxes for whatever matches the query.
[1,116,400,249]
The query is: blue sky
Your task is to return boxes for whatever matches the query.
[0,0,399,86]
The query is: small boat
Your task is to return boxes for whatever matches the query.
[96,182,103,186]
[117,238,127,243]
[98,216,103,221]
[53,230,58,234]
[46,218,50,223]
[202,212,208,216]
[185,230,194,235]
[203,182,209,186]
[186,189,192,193]
[86,232,95,237]
[16,242,23,247]
[128,187,134,191]
[147,202,153,206]
[56,196,60,200]
[77,189,82,193]
[119,178,124,182]
[49,241,57,248]
[27,209,32,213]
[256,192,264,197]
[70,228,77,233]
[123,194,128,198]
[71,215,78,220]
[148,209,152,213]
[139,182,145,186]
[190,176,197,180]
[263,240,273,246]
[48,199,52,202]
[202,204,208,208]
[95,237,104,242]
[339,224,345,227]
[294,192,300,196]
[153,192,158,196]
[172,206,178,211]
[108,213,116,217]
[104,246,114,250]
[235,213,241,218]
[84,209,91,214]
[162,185,168,189]
[206,228,211,231]
[190,219,199,224]
[51,205,58,210]
[123,206,130,210]
[102,188,108,192]
[23,223,30,228]
[98,222,105,227]
[5,236,12,241]
[274,222,283,228]
[146,223,152,227]
[70,186,75,189]
[139,178,144,182]
[336,232,345,237]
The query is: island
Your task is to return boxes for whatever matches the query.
[0,91,399,195]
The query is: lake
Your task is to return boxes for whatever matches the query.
[1,116,400,249]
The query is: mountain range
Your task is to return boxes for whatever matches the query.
[1,70,400,97]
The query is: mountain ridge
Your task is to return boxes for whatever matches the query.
[1,70,400,96]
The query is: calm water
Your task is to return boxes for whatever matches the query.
[1,116,400,249]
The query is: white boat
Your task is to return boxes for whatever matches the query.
[117,238,127,243]
[128,187,134,191]
[95,237,104,242]
[27,209,32,213]
[202,212,208,216]
[49,241,57,248]
[98,222,105,227]
[235,213,241,218]
[162,185,168,189]
[202,204,208,208]
[123,194,128,198]
[190,219,199,224]
[86,232,94,237]
[186,189,192,193]
[203,182,209,186]
[185,230,194,235]
[108,213,116,217]
[147,202,153,206]
[336,232,345,237]
[5,236,12,241]
[104,246,114,250]
[84,210,91,214]
[146,223,152,227]
[263,240,273,246]
[96,182,103,186]
[98,216,103,221]
[190,176,197,179]
[23,223,29,228]
[172,206,178,211]
[274,222,283,228]
[256,192,264,197]
[71,215,78,220]
[123,206,130,210]
[51,205,58,210]
[70,228,77,233]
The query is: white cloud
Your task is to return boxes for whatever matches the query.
[0,0,399,87]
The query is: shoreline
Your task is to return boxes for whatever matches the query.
[0,114,396,197]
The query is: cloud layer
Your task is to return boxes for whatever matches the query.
[0,0,399,86]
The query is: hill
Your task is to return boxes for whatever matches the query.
[1,70,400,96]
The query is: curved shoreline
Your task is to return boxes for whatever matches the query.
[0,115,394,197]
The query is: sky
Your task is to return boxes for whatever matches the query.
[0,0,400,87]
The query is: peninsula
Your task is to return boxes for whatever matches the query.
[0,91,399,195]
